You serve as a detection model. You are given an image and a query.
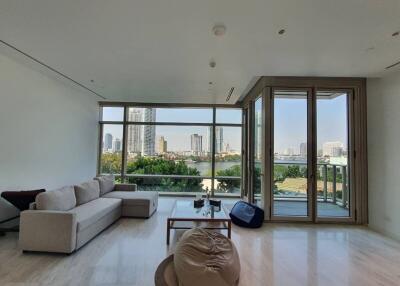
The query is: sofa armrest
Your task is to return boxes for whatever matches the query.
[19,210,77,253]
[115,183,137,192]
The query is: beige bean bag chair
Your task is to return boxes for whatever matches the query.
[155,228,240,286]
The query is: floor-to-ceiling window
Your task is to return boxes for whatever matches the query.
[253,96,263,206]
[99,105,242,196]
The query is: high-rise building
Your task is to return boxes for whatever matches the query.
[127,108,156,155]
[331,146,343,157]
[112,138,122,152]
[322,141,344,157]
[206,127,212,153]
[300,142,307,158]
[206,126,224,154]
[283,147,295,156]
[225,143,231,153]
[127,108,143,153]
[191,134,203,155]
[215,127,224,153]
[158,136,167,154]
[142,108,156,156]
[104,133,113,151]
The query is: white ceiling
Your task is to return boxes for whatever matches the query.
[0,0,400,104]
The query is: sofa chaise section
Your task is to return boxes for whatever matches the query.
[95,175,158,218]
[103,190,158,218]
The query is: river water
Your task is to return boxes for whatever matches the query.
[186,161,240,176]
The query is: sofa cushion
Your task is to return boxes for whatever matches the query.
[74,180,100,205]
[94,175,115,196]
[36,186,76,211]
[102,191,157,206]
[68,198,121,232]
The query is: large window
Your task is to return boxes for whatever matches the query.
[99,106,242,195]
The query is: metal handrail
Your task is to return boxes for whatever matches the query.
[121,174,241,180]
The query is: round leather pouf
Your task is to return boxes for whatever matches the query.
[174,228,240,286]
[154,255,179,286]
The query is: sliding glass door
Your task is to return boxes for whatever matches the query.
[271,89,312,220]
[316,90,353,219]
[246,85,356,222]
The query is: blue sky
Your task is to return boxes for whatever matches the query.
[102,96,348,153]
[102,107,241,123]
[102,108,242,151]
[274,94,348,153]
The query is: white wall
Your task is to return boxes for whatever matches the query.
[0,52,99,221]
[368,71,400,241]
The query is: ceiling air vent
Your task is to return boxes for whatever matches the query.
[226,87,235,102]
[385,60,400,70]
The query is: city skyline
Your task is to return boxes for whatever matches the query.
[276,140,346,157]
[102,96,347,156]
[274,93,348,153]
[102,107,242,152]
[103,125,239,155]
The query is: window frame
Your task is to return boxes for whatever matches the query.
[98,103,243,197]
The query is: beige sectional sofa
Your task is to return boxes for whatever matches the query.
[19,175,158,254]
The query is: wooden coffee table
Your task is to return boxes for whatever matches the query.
[166,200,231,245]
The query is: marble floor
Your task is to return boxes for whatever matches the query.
[0,198,400,286]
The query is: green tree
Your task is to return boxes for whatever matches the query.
[126,157,203,192]
[285,165,302,178]
[216,165,241,193]
[100,153,122,174]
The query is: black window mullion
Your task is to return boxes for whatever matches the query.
[211,108,216,197]
[121,106,128,182]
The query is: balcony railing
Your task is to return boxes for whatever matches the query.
[112,173,242,196]
[104,161,348,208]
[273,161,349,209]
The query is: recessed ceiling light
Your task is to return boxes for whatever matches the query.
[209,59,216,68]
[212,24,226,37]
[278,29,286,35]
[392,31,399,37]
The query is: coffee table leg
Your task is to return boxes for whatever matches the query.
[228,221,231,239]
[167,219,171,245]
